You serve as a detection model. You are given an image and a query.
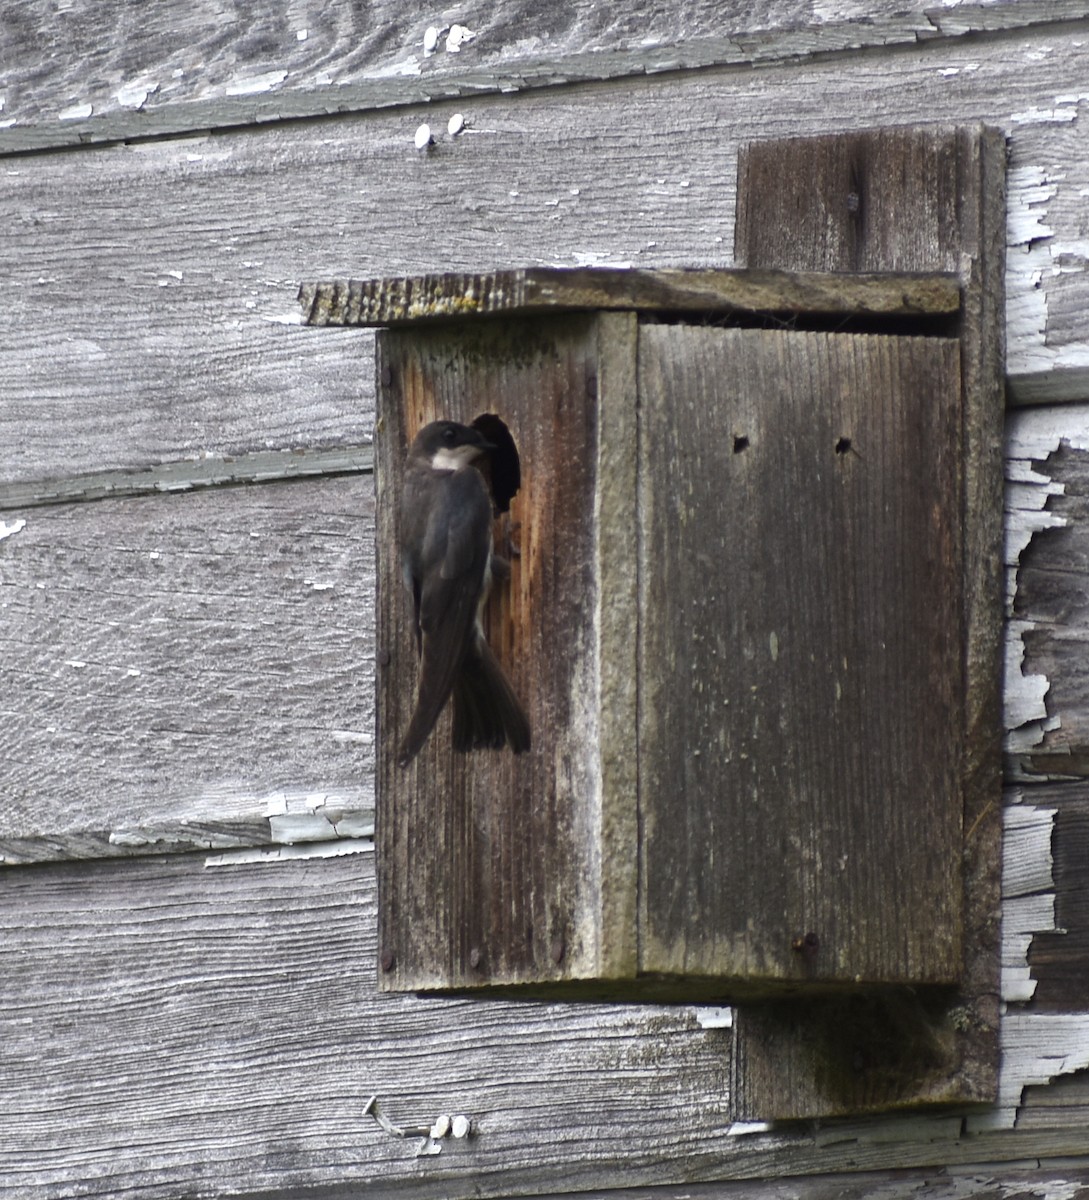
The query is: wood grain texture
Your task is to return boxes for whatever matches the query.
[494,1173,1089,1200]
[1016,443,1089,778]
[300,267,960,327]
[638,326,964,992]
[375,314,640,992]
[0,445,373,512]
[2,846,1089,1200]
[2,27,1089,486]
[0,477,375,863]
[730,124,1005,1118]
[4,432,1087,863]
[1019,784,1089,1012]
[2,0,1085,152]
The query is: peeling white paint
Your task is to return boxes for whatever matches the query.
[261,308,305,326]
[1001,800,1057,1004]
[204,839,372,867]
[58,102,93,121]
[225,71,288,97]
[1010,104,1079,124]
[446,25,477,53]
[1000,409,1089,767]
[1006,161,1089,393]
[693,1006,733,1029]
[269,811,339,843]
[0,517,26,541]
[967,1013,1089,1131]
[726,1120,773,1136]
[373,56,422,78]
[331,729,374,745]
[116,81,158,109]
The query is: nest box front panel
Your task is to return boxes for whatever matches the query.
[375,313,638,993]
[638,325,965,992]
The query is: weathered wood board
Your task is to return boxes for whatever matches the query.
[3,0,1085,151]
[375,313,640,993]
[0,832,1086,1200]
[726,123,1004,1118]
[300,267,961,327]
[0,477,376,863]
[2,25,1089,489]
[7,410,1089,865]
[638,327,964,988]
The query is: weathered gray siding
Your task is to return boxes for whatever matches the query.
[3,1,1089,1196]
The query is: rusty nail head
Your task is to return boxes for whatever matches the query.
[380,949,396,973]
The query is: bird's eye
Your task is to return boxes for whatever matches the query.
[442,426,457,444]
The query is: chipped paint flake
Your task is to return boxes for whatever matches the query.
[445,24,477,52]
[116,81,158,109]
[727,1121,773,1136]
[0,517,27,541]
[204,839,372,867]
[693,1006,733,1029]
[225,71,288,97]
[58,102,93,121]
[269,811,338,843]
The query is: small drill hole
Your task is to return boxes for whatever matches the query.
[835,437,852,455]
[733,435,750,454]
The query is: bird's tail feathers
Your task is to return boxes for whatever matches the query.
[452,641,531,755]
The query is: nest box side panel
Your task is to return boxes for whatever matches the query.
[732,124,1005,1114]
[637,325,964,991]
[375,313,638,992]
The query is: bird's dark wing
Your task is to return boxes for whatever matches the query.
[398,468,492,764]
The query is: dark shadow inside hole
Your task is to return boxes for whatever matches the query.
[471,413,521,514]
[733,435,750,454]
[835,437,852,455]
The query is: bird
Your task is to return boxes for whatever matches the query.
[396,419,531,767]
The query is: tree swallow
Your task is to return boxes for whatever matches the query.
[396,419,531,767]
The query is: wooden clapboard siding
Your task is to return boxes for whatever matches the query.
[0,810,1086,1200]
[2,0,1085,152]
[0,476,376,864]
[4,0,1089,1192]
[4,408,1089,864]
[3,26,1089,490]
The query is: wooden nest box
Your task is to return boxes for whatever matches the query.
[300,125,1006,1116]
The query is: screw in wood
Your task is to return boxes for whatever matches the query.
[380,949,396,973]
[469,947,483,970]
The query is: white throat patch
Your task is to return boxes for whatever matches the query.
[431,445,483,471]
